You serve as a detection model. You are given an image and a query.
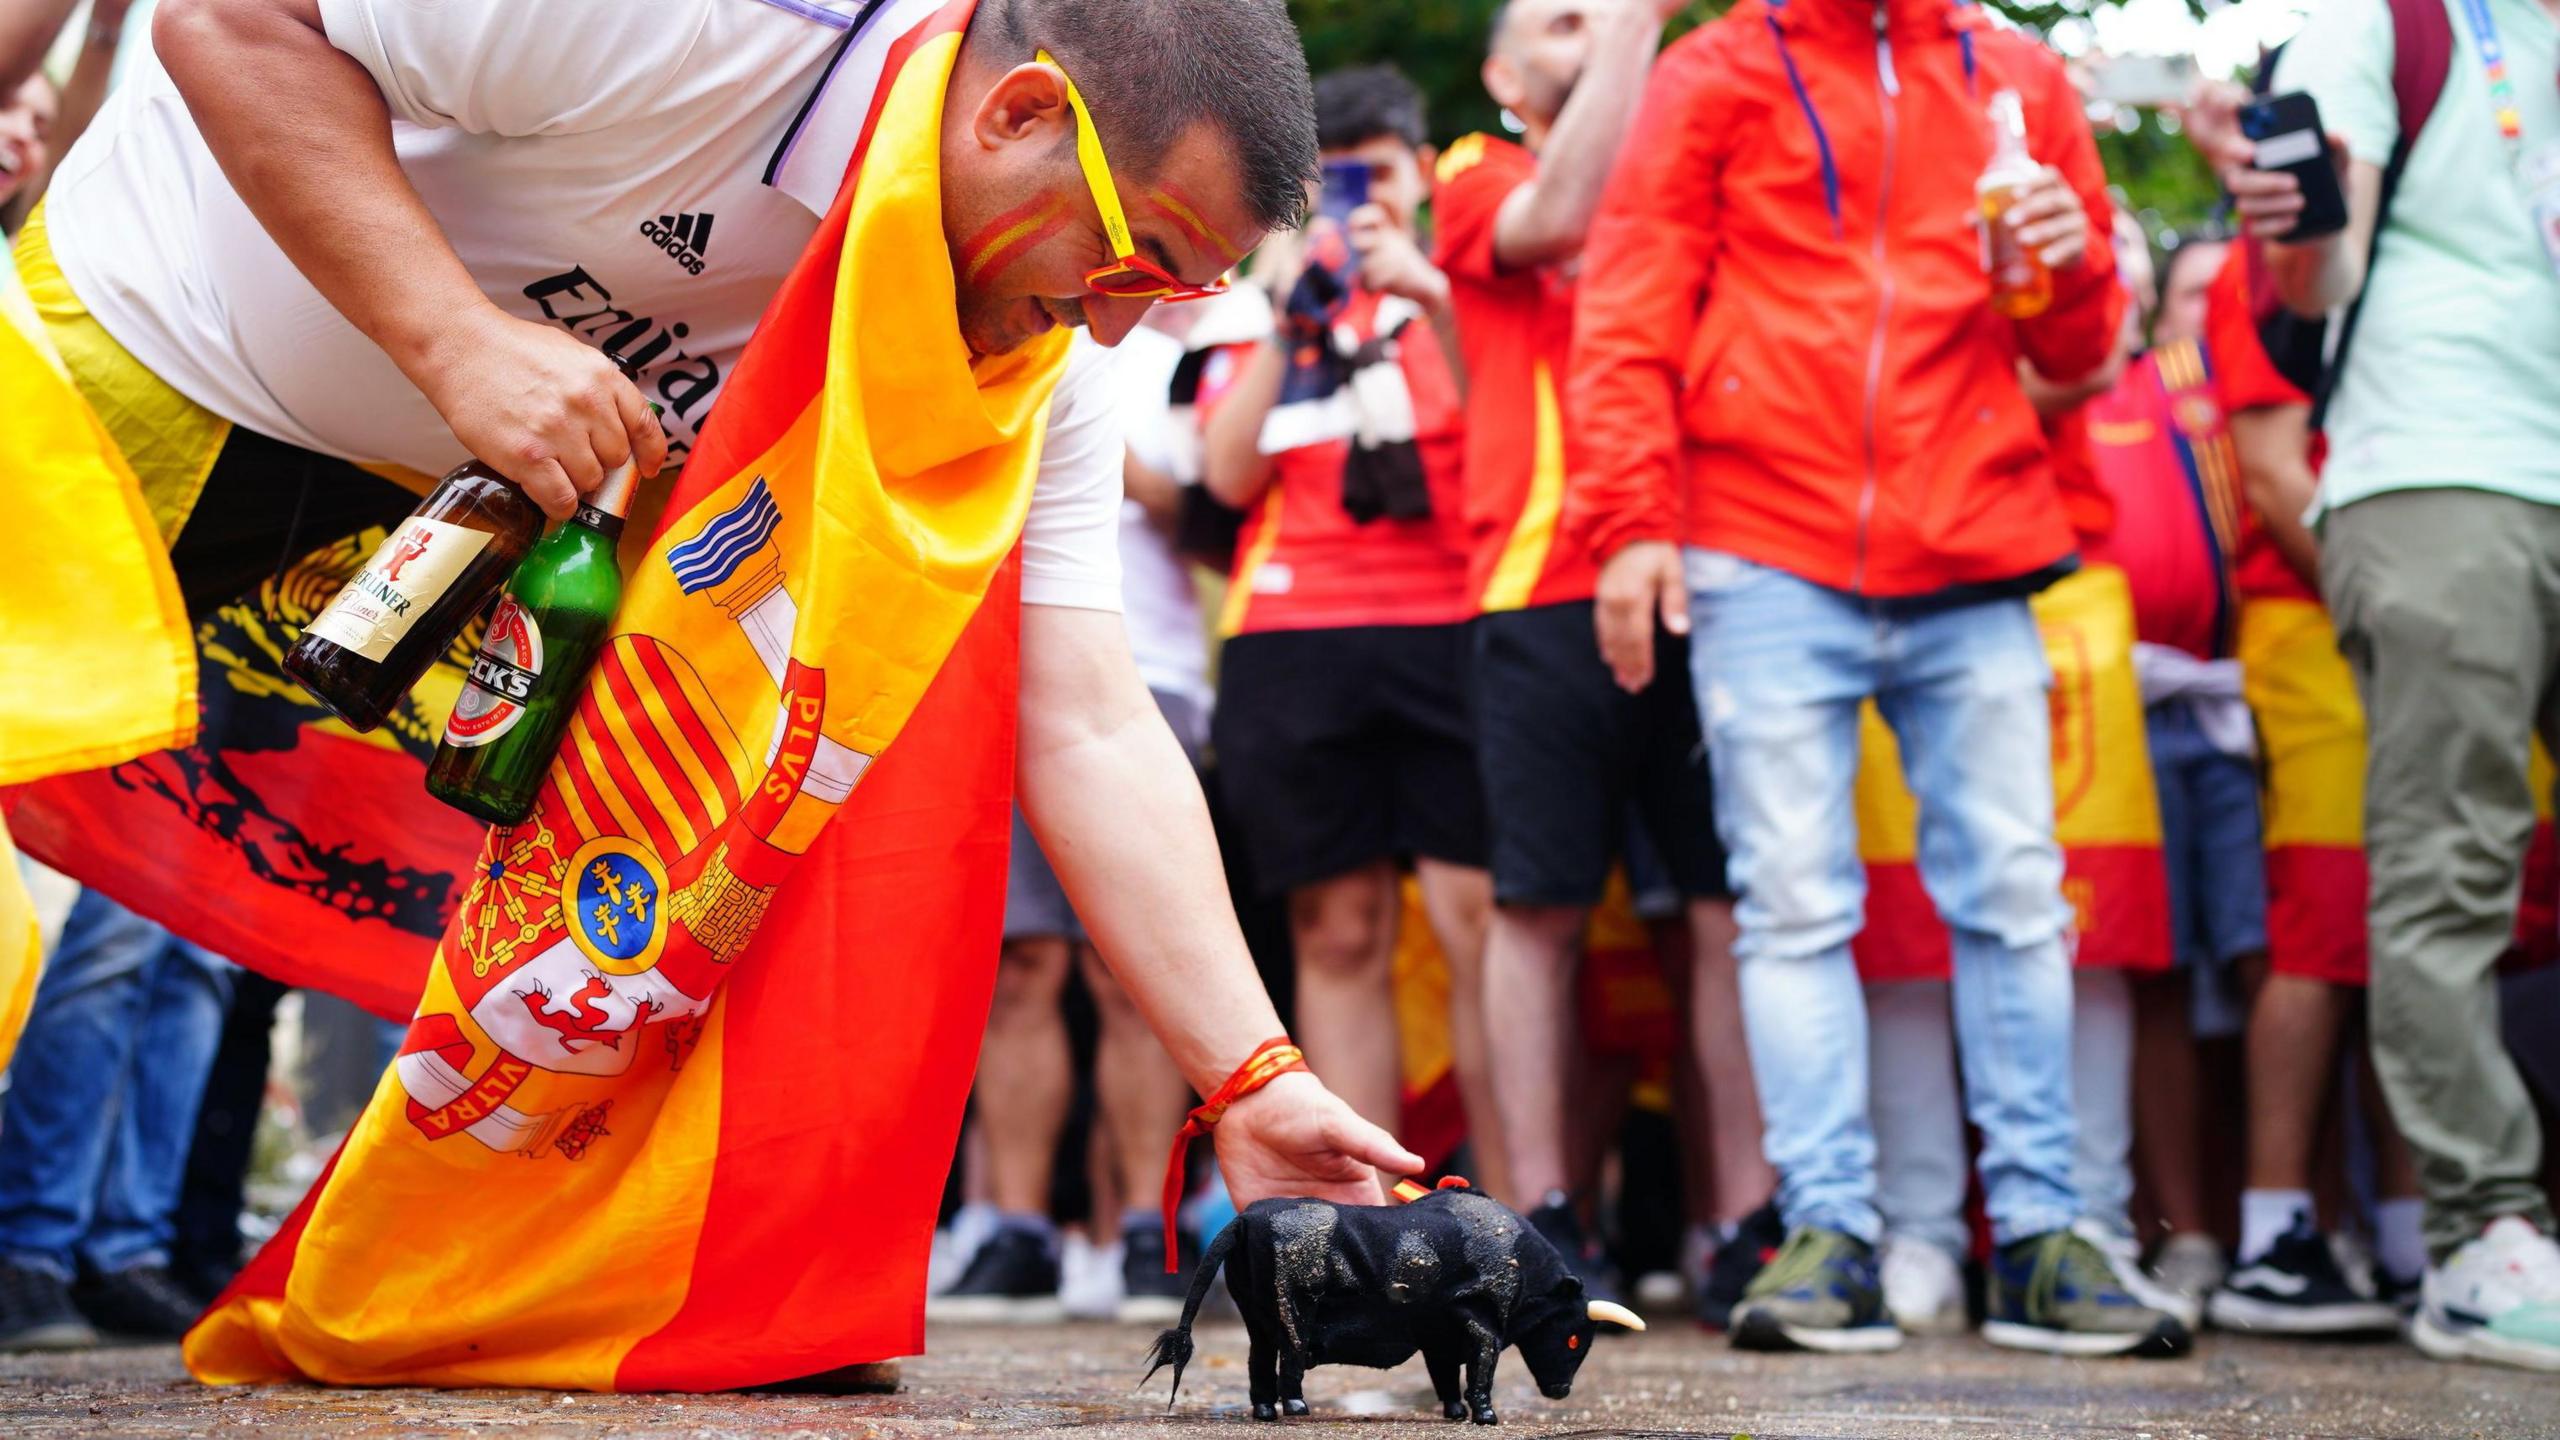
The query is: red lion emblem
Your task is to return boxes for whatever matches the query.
[520,974,658,1053]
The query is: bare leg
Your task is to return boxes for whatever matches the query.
[1290,863,1404,1133]
[1654,916,1722,1229]
[1482,901,1587,1206]
[2244,973,2352,1193]
[1686,898,1774,1221]
[1419,859,1505,1198]
[2134,969,2212,1236]
[975,935,1074,1216]
[1081,949,1190,1233]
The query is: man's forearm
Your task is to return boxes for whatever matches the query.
[1017,666,1280,1099]
[2234,403,2323,589]
[155,0,495,387]
[1492,8,1658,270]
[0,0,78,92]
[2266,233,2359,318]
[1200,338,1285,510]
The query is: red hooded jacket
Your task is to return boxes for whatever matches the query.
[1566,0,2122,596]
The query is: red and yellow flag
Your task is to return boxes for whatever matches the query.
[1854,564,2173,983]
[2239,595,2559,981]
[185,7,1071,1389]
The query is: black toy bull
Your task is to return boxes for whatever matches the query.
[1142,1185,1646,1424]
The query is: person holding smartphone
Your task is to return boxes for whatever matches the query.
[1201,65,1502,1205]
[2186,0,2560,1375]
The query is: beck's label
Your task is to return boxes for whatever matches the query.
[305,516,491,662]
[442,595,545,748]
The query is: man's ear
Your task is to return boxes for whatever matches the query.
[1482,54,1521,116]
[1417,143,1439,201]
[971,61,1072,153]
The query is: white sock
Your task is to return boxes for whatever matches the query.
[2239,1188,2314,1265]
[2376,1197,2428,1281]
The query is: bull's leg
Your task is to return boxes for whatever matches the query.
[1425,1346,1467,1422]
[1278,1353,1309,1417]
[1247,1332,1280,1422]
[1463,1324,1503,1426]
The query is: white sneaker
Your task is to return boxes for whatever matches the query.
[2083,1222,2204,1333]
[2409,1216,2560,1373]
[2152,1232,2227,1310]
[1058,1231,1124,1321]
[1879,1235,1968,1336]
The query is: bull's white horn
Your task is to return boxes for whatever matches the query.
[1586,1300,1646,1331]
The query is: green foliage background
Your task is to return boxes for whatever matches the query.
[1288,0,2228,238]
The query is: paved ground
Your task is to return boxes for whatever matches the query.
[0,1324,2550,1439]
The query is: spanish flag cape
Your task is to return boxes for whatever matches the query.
[170,10,1067,1387]
[1851,563,2173,982]
[0,236,199,1070]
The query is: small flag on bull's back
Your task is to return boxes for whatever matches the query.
[184,5,1073,1390]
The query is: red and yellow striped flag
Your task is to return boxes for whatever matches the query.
[1853,564,2173,982]
[187,4,1072,1389]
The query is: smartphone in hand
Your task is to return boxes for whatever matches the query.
[1316,159,1371,231]
[2239,91,2348,241]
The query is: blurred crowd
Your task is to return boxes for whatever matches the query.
[6,0,2560,1377]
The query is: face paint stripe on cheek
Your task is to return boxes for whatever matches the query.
[960,197,1074,287]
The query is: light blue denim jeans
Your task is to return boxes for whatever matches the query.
[1684,550,2081,1247]
[0,889,233,1279]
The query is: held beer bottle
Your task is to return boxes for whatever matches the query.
[1977,88,2054,320]
[424,454,636,826]
[282,459,543,733]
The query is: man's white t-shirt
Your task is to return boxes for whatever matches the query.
[42,0,1123,611]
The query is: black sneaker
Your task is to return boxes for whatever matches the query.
[1697,1202,1784,1331]
[71,1265,201,1341]
[1117,1219,1197,1325]
[924,1225,1063,1324]
[0,1262,98,1351]
[1527,1191,1620,1302]
[2208,1215,2400,1336]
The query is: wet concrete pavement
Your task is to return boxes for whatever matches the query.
[0,1324,2550,1439]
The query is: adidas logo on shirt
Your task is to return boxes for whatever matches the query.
[638,212,715,275]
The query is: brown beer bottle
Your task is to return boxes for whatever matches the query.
[283,460,544,733]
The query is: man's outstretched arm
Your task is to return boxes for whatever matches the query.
[153,0,661,516]
[1014,602,1425,1207]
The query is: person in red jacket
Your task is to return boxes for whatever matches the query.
[1568,0,2186,1357]
[1435,0,1773,1308]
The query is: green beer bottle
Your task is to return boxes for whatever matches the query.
[424,455,637,826]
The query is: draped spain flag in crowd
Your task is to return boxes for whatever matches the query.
[8,0,1068,1388]
[1853,563,2174,982]
[182,3,1066,1388]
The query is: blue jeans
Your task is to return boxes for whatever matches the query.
[1684,550,2081,1246]
[0,890,233,1279]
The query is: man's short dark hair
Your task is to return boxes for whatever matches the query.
[991,0,1317,234]
[1314,64,1430,153]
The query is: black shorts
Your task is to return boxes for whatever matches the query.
[1471,600,1729,906]
[1213,624,1487,896]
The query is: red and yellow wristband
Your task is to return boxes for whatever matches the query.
[1159,1037,1306,1273]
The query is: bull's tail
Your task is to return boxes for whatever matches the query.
[1141,1216,1239,1408]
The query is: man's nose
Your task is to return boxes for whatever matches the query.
[1082,293,1155,348]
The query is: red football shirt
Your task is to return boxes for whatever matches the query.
[1219,288,1471,635]
[2204,242,2320,604]
[1431,133,1596,612]
[2086,342,2242,658]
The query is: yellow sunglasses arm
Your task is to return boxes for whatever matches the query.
[1037,49,1137,260]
